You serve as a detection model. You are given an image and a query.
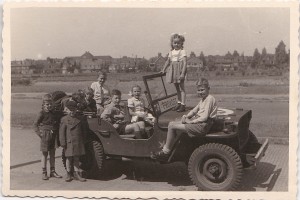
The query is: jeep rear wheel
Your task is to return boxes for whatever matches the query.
[62,140,105,178]
[188,143,243,191]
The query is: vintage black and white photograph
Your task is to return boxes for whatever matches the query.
[2,1,298,199]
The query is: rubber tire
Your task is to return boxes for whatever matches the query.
[61,140,105,178]
[188,143,243,191]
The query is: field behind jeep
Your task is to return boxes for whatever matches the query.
[11,74,289,140]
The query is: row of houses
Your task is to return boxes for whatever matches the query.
[11,50,277,75]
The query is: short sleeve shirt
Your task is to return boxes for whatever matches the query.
[168,49,187,62]
[188,95,218,123]
[100,103,123,124]
[127,97,145,113]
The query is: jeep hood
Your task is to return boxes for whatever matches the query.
[157,107,251,129]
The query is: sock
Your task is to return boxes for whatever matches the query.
[50,167,55,173]
[162,146,171,154]
[177,101,181,104]
[42,167,47,174]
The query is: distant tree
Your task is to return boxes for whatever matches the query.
[199,51,207,66]
[261,47,267,58]
[137,58,149,72]
[190,51,196,57]
[251,48,261,69]
[275,40,288,66]
[225,51,232,58]
[287,49,290,64]
[232,50,239,57]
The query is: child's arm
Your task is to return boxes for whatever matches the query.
[161,57,171,73]
[100,109,113,123]
[180,56,187,80]
[128,107,137,116]
[33,111,43,137]
[59,119,67,148]
[189,97,215,124]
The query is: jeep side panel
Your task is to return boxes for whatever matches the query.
[87,118,167,157]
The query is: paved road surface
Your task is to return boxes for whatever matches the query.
[9,128,288,191]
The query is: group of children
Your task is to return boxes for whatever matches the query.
[34,72,155,182]
[34,33,217,180]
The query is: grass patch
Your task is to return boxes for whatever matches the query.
[11,113,36,128]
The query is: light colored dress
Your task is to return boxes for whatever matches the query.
[128,97,155,123]
[166,49,187,84]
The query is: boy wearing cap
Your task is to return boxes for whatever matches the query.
[59,100,88,182]
[152,78,218,161]
[33,94,62,180]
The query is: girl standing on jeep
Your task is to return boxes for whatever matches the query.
[161,33,187,112]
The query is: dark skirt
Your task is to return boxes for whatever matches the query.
[40,130,57,152]
[185,118,214,137]
[40,126,59,151]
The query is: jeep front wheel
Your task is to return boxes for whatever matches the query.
[188,143,243,191]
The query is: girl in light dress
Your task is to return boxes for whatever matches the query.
[127,85,155,127]
[161,33,187,112]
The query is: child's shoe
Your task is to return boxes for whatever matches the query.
[42,173,49,180]
[177,104,186,112]
[50,167,62,178]
[42,168,49,180]
[74,171,86,182]
[65,172,72,182]
[150,150,170,161]
[172,103,181,111]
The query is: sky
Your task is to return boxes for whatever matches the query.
[10,7,290,60]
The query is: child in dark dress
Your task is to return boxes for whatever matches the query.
[33,94,62,180]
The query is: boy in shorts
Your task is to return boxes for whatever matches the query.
[151,78,217,160]
[101,89,146,139]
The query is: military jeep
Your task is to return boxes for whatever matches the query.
[61,73,268,191]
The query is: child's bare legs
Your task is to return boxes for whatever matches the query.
[163,121,186,153]
[41,151,49,180]
[125,123,145,139]
[65,156,73,182]
[73,156,80,173]
[137,121,145,132]
[49,149,55,169]
[174,82,186,112]
[73,156,86,181]
[179,81,186,105]
[174,83,181,103]
[49,149,62,178]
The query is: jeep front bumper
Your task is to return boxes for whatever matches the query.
[245,139,269,169]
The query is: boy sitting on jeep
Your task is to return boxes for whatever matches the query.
[101,89,147,139]
[151,78,218,160]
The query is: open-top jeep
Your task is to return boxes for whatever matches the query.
[60,73,268,191]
